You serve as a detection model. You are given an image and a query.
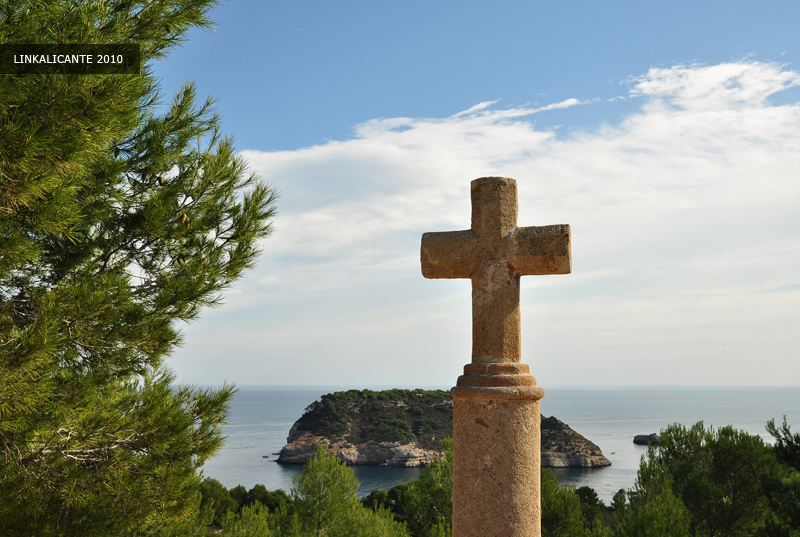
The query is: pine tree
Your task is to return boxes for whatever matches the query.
[762,418,800,535]
[0,1,277,534]
[540,468,589,537]
[291,442,411,537]
[612,455,692,537]
[221,502,276,537]
[402,437,453,537]
[292,442,361,536]
[639,422,784,537]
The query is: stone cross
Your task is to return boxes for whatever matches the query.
[421,176,571,363]
[421,176,571,537]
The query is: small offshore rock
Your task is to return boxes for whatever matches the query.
[633,433,661,445]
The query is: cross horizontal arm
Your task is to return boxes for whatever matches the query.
[510,224,571,276]
[421,230,480,279]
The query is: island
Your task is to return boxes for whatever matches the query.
[277,389,611,468]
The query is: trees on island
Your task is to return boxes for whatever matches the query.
[0,1,277,534]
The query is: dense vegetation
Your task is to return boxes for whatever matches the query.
[202,443,417,537]
[291,389,454,450]
[205,418,800,537]
[0,1,276,534]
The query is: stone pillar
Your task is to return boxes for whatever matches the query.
[451,363,544,537]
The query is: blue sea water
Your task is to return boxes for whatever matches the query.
[200,386,800,503]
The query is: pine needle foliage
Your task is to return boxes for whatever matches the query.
[0,1,278,534]
[292,442,411,537]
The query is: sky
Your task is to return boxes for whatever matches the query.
[152,1,800,388]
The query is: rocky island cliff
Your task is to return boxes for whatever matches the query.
[277,389,610,468]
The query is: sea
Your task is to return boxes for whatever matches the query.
[200,386,800,504]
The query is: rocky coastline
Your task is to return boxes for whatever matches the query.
[277,432,438,467]
[540,416,611,468]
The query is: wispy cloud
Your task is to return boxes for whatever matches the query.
[173,61,800,387]
[629,62,800,110]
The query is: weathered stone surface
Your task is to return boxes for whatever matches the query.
[453,392,542,537]
[422,177,572,537]
[421,177,571,364]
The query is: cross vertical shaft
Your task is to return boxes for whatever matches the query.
[470,178,523,363]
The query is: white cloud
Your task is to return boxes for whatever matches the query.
[172,61,800,387]
[629,62,800,110]
[531,97,587,112]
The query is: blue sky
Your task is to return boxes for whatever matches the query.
[153,1,800,387]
